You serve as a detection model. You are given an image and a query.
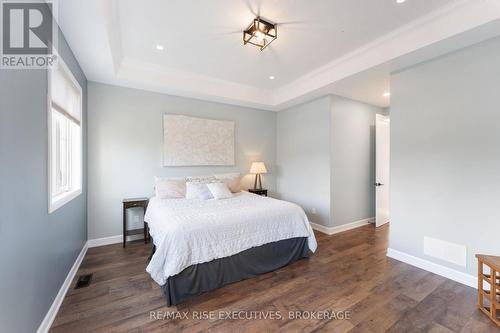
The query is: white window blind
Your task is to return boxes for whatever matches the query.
[50,63,81,123]
[48,59,82,213]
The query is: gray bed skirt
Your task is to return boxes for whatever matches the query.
[161,237,311,306]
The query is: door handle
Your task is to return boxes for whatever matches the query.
[374,182,384,187]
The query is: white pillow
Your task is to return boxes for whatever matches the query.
[207,182,233,200]
[213,173,241,193]
[186,182,214,200]
[155,177,186,199]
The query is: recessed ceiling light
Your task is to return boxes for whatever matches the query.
[269,76,275,80]
[396,0,406,3]
[383,92,391,97]
[156,44,164,51]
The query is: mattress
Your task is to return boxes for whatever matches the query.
[145,192,317,285]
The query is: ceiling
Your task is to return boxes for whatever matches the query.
[57,0,500,110]
[117,0,452,89]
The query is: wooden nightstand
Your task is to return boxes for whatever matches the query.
[476,254,500,327]
[122,197,149,248]
[248,189,268,197]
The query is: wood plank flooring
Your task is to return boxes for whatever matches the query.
[50,225,498,332]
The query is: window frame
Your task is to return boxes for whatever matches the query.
[47,56,83,213]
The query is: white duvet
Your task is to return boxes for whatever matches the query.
[145,192,317,285]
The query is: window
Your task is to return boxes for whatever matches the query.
[48,58,82,213]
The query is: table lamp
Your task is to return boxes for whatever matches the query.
[250,162,267,190]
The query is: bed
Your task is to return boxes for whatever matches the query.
[145,191,317,306]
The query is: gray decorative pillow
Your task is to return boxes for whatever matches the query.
[185,175,217,183]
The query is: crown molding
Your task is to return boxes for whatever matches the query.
[103,0,123,75]
[96,0,500,111]
[273,0,500,108]
[115,57,276,110]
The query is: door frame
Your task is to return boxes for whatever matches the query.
[375,114,390,227]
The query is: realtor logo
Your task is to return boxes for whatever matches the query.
[1,0,58,68]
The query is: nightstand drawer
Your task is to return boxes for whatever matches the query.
[124,202,142,208]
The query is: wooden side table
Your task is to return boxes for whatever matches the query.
[248,189,268,197]
[122,197,149,248]
[476,254,500,327]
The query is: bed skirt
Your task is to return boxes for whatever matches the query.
[161,237,311,306]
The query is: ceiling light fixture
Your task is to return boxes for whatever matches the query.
[243,17,277,51]
[383,92,391,97]
[396,0,406,3]
[269,76,275,80]
[156,44,164,51]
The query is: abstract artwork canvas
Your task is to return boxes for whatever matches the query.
[163,114,235,166]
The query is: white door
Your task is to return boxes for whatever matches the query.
[376,114,390,227]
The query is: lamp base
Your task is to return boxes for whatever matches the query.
[253,174,262,190]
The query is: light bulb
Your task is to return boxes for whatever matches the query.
[255,31,264,42]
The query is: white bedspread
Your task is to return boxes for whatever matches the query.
[145,192,317,285]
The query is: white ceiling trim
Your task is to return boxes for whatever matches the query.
[103,0,122,75]
[99,0,500,111]
[116,57,275,110]
[273,0,500,108]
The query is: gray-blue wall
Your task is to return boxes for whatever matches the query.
[87,82,276,240]
[390,36,500,276]
[276,96,332,226]
[0,24,87,333]
[277,95,381,227]
[331,96,377,227]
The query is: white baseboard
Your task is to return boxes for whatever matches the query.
[387,248,477,289]
[87,234,143,248]
[37,233,146,332]
[37,241,88,333]
[310,217,374,235]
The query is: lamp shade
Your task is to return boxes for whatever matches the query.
[250,162,267,174]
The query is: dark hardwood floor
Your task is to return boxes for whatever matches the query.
[50,225,498,332]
